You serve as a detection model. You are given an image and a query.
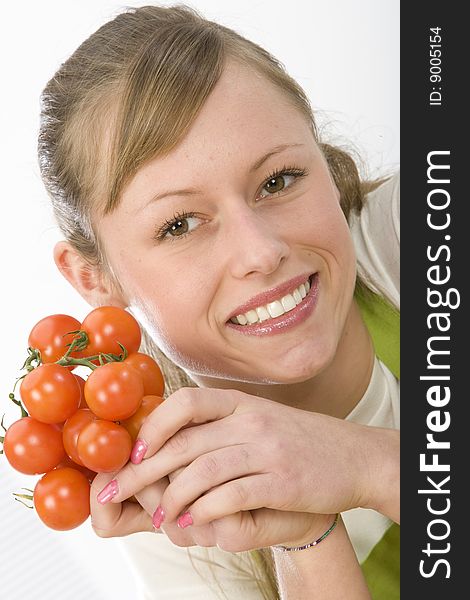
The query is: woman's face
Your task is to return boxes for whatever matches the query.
[97,61,357,385]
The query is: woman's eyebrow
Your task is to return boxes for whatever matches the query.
[139,143,305,211]
[249,143,305,173]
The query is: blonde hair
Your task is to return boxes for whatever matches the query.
[38,4,383,599]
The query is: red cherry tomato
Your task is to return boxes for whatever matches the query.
[121,395,164,443]
[34,467,90,530]
[20,363,81,424]
[28,314,82,364]
[55,456,97,483]
[3,417,65,474]
[73,374,88,408]
[124,352,165,397]
[77,420,132,473]
[84,362,144,421]
[62,409,97,466]
[81,306,141,357]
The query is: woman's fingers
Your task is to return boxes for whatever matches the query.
[90,473,155,537]
[90,473,194,546]
[90,464,267,550]
[159,444,261,522]
[131,387,241,463]
[132,477,169,517]
[97,415,245,504]
[167,466,185,483]
[169,474,276,529]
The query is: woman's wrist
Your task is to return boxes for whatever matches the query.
[362,426,400,523]
[272,517,372,599]
[272,513,337,550]
[273,514,339,551]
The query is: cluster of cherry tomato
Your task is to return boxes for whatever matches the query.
[1,307,164,531]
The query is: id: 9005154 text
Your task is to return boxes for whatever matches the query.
[429,27,443,106]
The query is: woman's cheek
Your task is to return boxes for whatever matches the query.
[129,287,206,361]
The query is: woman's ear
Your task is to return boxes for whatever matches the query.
[53,240,127,308]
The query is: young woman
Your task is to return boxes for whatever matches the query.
[39,4,399,598]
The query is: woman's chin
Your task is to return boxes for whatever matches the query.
[246,349,334,385]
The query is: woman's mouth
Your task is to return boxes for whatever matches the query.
[226,273,319,336]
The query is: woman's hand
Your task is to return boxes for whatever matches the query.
[91,469,337,551]
[90,473,165,537]
[90,470,201,545]
[94,386,399,546]
[90,469,336,552]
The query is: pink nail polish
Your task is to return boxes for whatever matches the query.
[152,505,165,529]
[131,438,148,464]
[97,479,119,504]
[177,511,193,529]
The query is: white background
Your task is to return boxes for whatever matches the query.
[0,1,399,598]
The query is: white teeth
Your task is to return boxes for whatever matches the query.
[245,309,259,324]
[267,300,284,318]
[256,306,270,322]
[230,277,313,326]
[281,294,297,312]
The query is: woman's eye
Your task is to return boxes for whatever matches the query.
[258,170,305,200]
[156,212,200,241]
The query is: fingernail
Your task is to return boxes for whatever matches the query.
[97,479,119,504]
[177,511,193,529]
[152,505,165,529]
[131,438,148,464]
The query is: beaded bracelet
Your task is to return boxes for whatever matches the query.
[272,513,340,552]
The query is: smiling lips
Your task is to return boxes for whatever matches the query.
[227,273,316,326]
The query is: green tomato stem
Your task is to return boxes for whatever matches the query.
[55,341,129,371]
[13,489,34,509]
[62,330,90,357]
[8,393,28,418]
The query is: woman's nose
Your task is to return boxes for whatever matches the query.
[224,206,290,279]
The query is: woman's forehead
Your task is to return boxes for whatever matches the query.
[117,61,315,209]
[188,60,306,138]
[143,75,310,164]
